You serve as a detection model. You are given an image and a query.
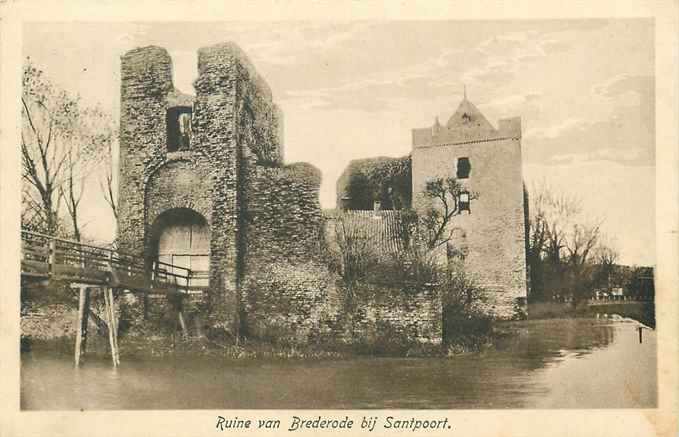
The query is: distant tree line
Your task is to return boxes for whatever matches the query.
[526,183,654,303]
[605,265,655,300]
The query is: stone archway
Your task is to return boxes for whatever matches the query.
[149,208,210,285]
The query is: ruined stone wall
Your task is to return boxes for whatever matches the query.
[241,162,329,340]
[117,42,444,344]
[244,162,323,264]
[191,43,245,318]
[411,135,527,319]
[144,159,214,230]
[336,284,442,347]
[241,262,339,344]
[192,43,285,321]
[118,46,174,256]
[231,44,284,165]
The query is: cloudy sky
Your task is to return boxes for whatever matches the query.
[23,20,655,265]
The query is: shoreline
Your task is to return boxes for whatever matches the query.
[20,300,654,362]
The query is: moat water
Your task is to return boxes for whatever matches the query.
[21,317,656,409]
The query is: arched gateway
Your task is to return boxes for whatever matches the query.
[149,208,210,286]
[116,43,287,333]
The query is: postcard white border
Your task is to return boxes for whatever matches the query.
[0,1,676,436]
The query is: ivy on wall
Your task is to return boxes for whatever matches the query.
[338,156,412,211]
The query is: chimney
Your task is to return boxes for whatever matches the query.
[372,200,381,218]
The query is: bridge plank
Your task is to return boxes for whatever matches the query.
[22,246,51,257]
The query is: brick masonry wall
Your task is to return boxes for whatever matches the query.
[232,45,284,165]
[241,161,330,341]
[241,261,339,344]
[118,46,174,256]
[335,283,442,346]
[244,162,324,264]
[192,43,242,323]
[144,159,214,230]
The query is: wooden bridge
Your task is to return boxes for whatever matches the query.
[21,230,210,367]
[21,230,209,294]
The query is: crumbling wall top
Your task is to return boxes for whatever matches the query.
[194,42,272,100]
[120,45,174,99]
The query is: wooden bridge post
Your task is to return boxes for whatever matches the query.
[145,261,155,320]
[178,310,188,340]
[103,286,120,367]
[74,285,91,366]
[47,237,56,280]
[177,291,188,340]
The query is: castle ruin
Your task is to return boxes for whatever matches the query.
[117,43,327,338]
[117,41,526,345]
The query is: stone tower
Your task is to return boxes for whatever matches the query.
[411,96,527,318]
[117,43,284,330]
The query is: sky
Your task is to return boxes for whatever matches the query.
[22,20,655,266]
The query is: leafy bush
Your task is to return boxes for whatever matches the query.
[440,272,494,352]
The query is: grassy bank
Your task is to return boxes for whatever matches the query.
[21,327,501,361]
[21,300,502,360]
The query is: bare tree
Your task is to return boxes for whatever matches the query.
[565,221,602,270]
[592,240,619,290]
[21,61,75,234]
[59,150,85,241]
[534,185,582,266]
[595,243,618,267]
[420,177,477,250]
[333,176,479,287]
[527,182,616,302]
[99,139,118,220]
[22,60,114,239]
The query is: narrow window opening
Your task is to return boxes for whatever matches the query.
[459,190,471,213]
[457,157,471,179]
[167,106,192,152]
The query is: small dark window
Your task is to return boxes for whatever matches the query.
[167,106,192,152]
[459,190,471,213]
[457,157,471,179]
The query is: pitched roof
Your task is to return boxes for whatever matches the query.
[446,97,496,131]
[325,210,404,257]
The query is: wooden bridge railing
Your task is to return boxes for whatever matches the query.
[21,230,208,294]
[21,230,212,367]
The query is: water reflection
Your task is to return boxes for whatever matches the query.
[21,317,656,410]
[496,318,617,366]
